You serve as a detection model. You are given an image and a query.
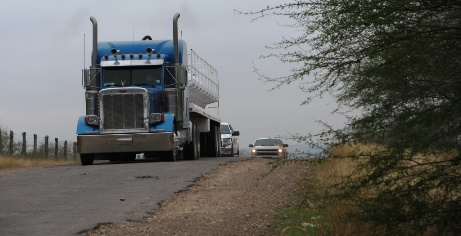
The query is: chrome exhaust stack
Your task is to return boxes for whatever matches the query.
[173,13,185,126]
[85,16,99,115]
[173,13,180,67]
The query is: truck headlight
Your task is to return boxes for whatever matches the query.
[278,148,283,153]
[222,138,232,147]
[84,115,99,126]
[148,113,164,123]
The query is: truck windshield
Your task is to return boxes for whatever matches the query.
[255,139,283,146]
[102,66,162,87]
[220,125,231,134]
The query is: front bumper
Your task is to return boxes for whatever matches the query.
[221,146,233,155]
[77,132,175,154]
[251,154,284,158]
[251,150,286,158]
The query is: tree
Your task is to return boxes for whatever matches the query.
[248,0,461,234]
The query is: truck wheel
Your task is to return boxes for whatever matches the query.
[230,144,234,157]
[177,150,184,160]
[184,124,199,160]
[162,150,177,162]
[207,124,220,157]
[184,145,193,159]
[80,154,94,165]
[216,126,221,157]
[200,133,207,157]
[194,125,200,159]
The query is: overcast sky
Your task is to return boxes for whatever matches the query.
[0,0,345,148]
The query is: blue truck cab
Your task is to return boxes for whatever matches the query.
[76,14,222,165]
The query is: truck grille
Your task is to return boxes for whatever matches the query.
[256,149,279,156]
[100,88,148,133]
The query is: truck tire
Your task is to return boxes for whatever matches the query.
[162,150,177,162]
[163,123,178,162]
[214,124,221,157]
[80,154,94,165]
[195,125,200,159]
[184,124,200,160]
[177,151,184,160]
[230,144,234,157]
[207,124,220,157]
[200,133,207,157]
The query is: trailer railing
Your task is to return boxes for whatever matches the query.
[188,49,219,108]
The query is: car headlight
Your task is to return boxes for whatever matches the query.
[278,148,283,153]
[222,138,232,147]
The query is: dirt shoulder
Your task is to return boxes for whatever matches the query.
[88,157,312,236]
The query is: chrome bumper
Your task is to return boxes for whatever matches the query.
[77,132,175,154]
[251,155,282,158]
[221,147,233,155]
[251,152,285,158]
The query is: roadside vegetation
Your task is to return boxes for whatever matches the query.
[0,126,77,170]
[273,146,361,235]
[0,155,76,170]
[245,1,461,234]
[274,143,459,235]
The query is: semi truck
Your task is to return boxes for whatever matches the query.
[76,13,221,165]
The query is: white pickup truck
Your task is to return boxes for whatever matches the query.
[249,138,288,158]
[220,123,240,157]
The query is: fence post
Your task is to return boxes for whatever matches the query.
[55,138,58,160]
[0,128,2,155]
[9,131,14,156]
[45,136,49,158]
[73,142,77,160]
[22,132,26,156]
[63,140,68,159]
[34,134,37,157]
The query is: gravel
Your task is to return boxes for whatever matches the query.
[88,157,311,236]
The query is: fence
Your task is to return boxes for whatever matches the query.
[0,128,77,160]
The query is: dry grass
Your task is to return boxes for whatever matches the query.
[316,143,458,235]
[314,143,378,235]
[319,143,374,185]
[0,155,77,170]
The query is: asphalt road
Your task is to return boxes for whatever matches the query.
[0,157,247,236]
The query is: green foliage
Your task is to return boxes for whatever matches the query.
[275,208,323,236]
[0,128,8,154]
[249,0,461,234]
[273,177,331,236]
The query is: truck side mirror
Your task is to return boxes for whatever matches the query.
[283,144,288,147]
[232,131,240,136]
[249,144,254,147]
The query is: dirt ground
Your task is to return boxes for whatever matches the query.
[88,157,312,236]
